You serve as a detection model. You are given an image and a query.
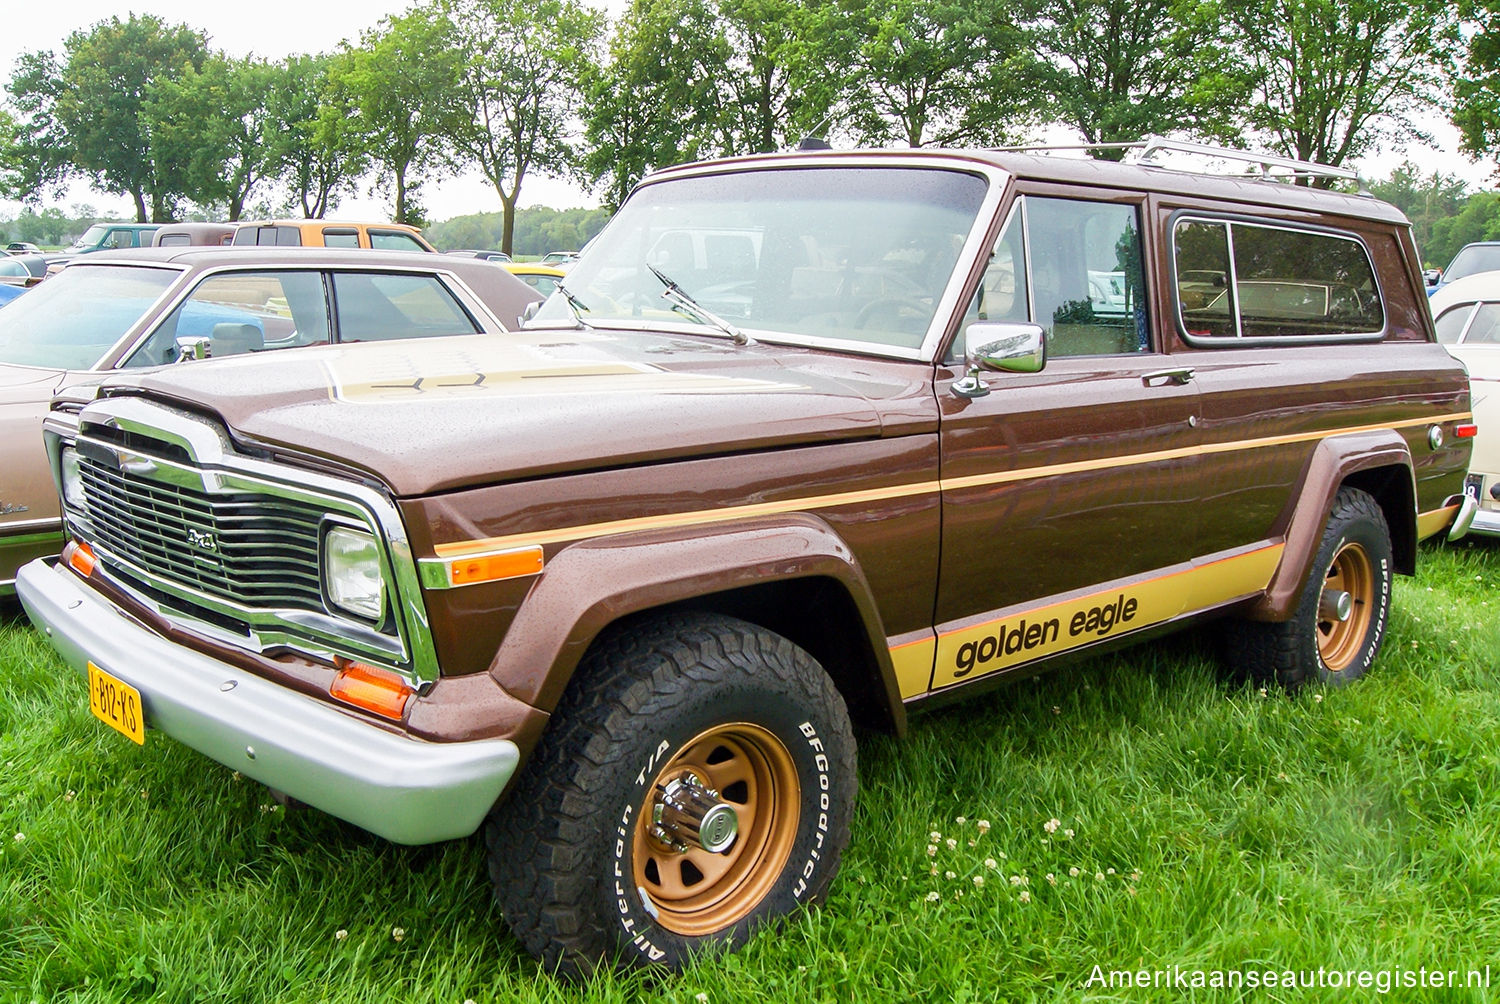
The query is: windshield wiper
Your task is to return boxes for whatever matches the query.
[554,280,593,329]
[647,264,748,345]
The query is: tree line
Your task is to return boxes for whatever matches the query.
[2,0,1500,257]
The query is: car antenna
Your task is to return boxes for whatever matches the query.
[794,112,836,151]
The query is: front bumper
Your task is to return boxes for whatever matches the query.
[17,559,519,845]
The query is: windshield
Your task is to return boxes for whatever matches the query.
[71,224,111,250]
[1444,244,1500,283]
[532,167,989,351]
[0,265,179,369]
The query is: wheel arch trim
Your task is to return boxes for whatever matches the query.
[485,513,906,735]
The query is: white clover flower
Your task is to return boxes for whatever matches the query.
[972,875,984,887]
[1063,828,1075,839]
[945,871,956,880]
[1044,818,1061,833]
[1313,693,1324,703]
[392,927,405,942]
[335,930,348,941]
[984,858,998,870]
[925,891,940,902]
[1106,867,1116,875]
[1018,890,1031,903]
[945,838,958,851]
[64,790,75,802]
[696,994,709,1003]
[1051,706,1061,715]
[930,830,942,842]
[1069,866,1080,877]
[955,816,967,825]
[1095,872,1105,881]
[1045,873,1057,885]
[12,833,23,843]
[927,844,938,857]
[976,819,991,835]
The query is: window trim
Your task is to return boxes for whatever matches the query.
[1170,210,1388,348]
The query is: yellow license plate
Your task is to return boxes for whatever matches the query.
[87,661,145,745]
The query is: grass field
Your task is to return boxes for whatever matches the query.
[2,539,1497,1002]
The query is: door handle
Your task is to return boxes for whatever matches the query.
[1142,367,1195,387]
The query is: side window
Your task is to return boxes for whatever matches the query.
[276,227,302,247]
[1433,304,1475,345]
[968,207,1028,325]
[1174,219,1383,339]
[332,272,480,342]
[1027,197,1149,356]
[122,271,331,367]
[1464,303,1500,344]
[105,230,129,250]
[369,230,426,252]
[322,228,361,249]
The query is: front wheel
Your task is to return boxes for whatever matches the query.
[488,613,856,976]
[1226,486,1393,689]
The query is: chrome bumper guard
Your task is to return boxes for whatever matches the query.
[1448,493,1480,542]
[17,559,518,845]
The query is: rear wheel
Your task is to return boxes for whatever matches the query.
[1226,487,1393,689]
[488,612,856,976]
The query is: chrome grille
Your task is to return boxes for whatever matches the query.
[79,456,327,611]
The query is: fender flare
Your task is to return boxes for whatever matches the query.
[485,512,906,733]
[1245,430,1414,621]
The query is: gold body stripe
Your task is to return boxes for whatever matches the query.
[434,413,1469,556]
[1415,504,1460,540]
[907,544,1286,696]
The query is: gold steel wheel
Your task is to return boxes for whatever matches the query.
[632,722,800,937]
[1317,541,1374,672]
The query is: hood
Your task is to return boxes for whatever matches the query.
[0,364,65,403]
[101,330,930,495]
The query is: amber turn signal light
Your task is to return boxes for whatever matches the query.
[62,539,97,577]
[330,657,415,721]
[448,545,544,586]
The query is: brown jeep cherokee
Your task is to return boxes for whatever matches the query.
[17,143,1477,975]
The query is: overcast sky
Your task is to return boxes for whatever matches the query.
[2,2,1493,227]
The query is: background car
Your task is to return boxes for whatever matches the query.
[232,219,435,252]
[1429,271,1499,536]
[539,250,579,268]
[152,222,236,247]
[1429,241,1500,297]
[445,249,512,261]
[501,261,567,297]
[6,242,41,254]
[0,246,542,593]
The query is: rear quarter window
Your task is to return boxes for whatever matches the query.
[332,272,480,342]
[1174,218,1384,342]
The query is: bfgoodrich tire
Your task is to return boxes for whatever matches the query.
[488,612,857,976]
[1227,487,1393,689]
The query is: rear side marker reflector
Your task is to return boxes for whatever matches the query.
[1455,424,1478,438]
[330,658,415,720]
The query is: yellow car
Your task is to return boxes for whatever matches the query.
[232,220,436,252]
[501,262,567,297]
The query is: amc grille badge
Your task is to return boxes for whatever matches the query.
[186,528,219,553]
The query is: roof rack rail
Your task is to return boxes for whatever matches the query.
[990,135,1367,192]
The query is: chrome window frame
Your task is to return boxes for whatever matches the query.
[1170,211,1388,347]
[527,156,1012,364]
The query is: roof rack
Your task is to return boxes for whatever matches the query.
[990,134,1367,192]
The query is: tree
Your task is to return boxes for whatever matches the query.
[1453,1,1500,179]
[262,55,367,219]
[580,0,841,205]
[1032,0,1240,158]
[581,0,723,208]
[147,56,280,220]
[330,9,466,224]
[6,15,209,220]
[1365,162,1469,263]
[439,0,605,255]
[1217,0,1459,180]
[841,0,1037,148]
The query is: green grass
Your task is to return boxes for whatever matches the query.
[3,541,1498,1002]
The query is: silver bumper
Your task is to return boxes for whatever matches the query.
[1471,506,1500,537]
[17,559,519,845]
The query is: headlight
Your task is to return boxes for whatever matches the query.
[60,446,88,515]
[322,525,385,622]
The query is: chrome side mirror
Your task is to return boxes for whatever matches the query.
[175,335,212,363]
[952,322,1046,399]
